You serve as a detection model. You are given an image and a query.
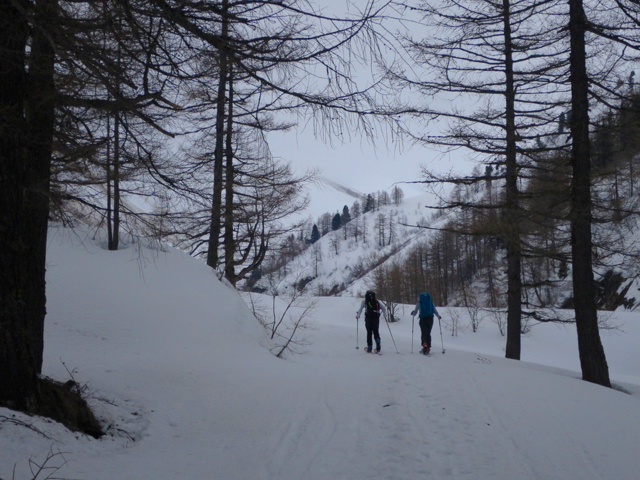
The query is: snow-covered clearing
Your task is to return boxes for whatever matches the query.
[1,227,639,480]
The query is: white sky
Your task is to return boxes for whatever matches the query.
[269,119,477,220]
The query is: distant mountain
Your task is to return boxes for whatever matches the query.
[254,192,441,298]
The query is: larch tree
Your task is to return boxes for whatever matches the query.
[0,0,172,421]
[145,0,389,284]
[389,0,568,359]
[566,0,611,387]
[0,0,55,410]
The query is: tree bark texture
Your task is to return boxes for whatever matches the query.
[0,0,55,408]
[568,0,611,387]
[108,111,121,250]
[207,0,229,269]
[224,67,236,283]
[502,0,522,360]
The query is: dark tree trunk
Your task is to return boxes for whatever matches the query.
[502,0,522,360]
[568,0,611,387]
[109,111,121,250]
[0,0,34,410]
[107,113,113,244]
[0,0,55,409]
[25,0,56,374]
[224,67,236,284]
[207,0,229,269]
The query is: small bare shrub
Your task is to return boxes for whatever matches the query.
[249,270,317,358]
[444,307,463,336]
[461,283,483,332]
[486,308,507,336]
[26,448,68,480]
[5,447,69,480]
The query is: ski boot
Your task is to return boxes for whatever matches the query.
[375,341,381,354]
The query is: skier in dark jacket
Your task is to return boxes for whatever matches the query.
[411,292,441,355]
[356,290,387,353]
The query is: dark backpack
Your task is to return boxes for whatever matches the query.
[419,292,434,317]
[365,291,380,318]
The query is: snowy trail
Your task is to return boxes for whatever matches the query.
[238,304,640,480]
[271,351,522,480]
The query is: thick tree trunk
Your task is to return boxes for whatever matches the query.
[502,0,522,360]
[568,0,611,387]
[0,0,35,410]
[0,0,55,409]
[25,0,56,374]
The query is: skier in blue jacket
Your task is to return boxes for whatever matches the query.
[411,292,441,355]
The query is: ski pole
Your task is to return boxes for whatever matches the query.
[384,312,399,353]
[412,314,416,353]
[438,315,445,354]
[356,316,359,349]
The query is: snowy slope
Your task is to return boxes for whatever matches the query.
[1,227,640,480]
[269,191,445,297]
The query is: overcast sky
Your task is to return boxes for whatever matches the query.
[269,116,477,221]
[264,0,480,221]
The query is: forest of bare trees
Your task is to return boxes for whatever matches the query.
[375,0,640,384]
[0,0,389,428]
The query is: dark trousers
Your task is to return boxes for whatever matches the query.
[365,315,380,347]
[419,316,434,348]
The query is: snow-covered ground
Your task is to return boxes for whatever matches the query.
[1,227,639,480]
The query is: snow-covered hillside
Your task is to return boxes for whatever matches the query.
[268,165,640,314]
[265,191,447,297]
[1,227,639,480]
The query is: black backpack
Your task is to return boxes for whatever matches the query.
[365,291,380,318]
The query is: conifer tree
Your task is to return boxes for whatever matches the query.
[310,224,321,244]
[332,213,342,231]
[567,0,611,387]
[341,205,352,225]
[364,194,375,213]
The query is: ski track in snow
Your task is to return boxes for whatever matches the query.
[252,328,639,480]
